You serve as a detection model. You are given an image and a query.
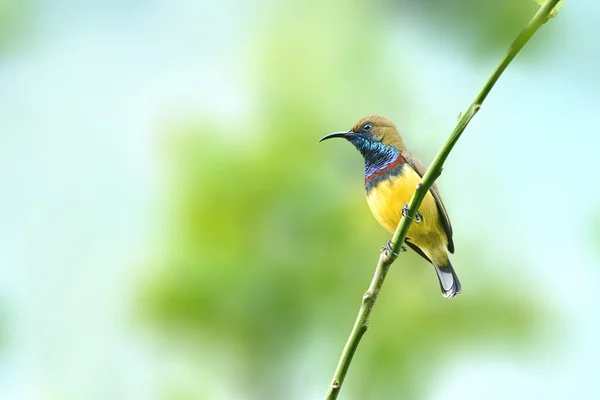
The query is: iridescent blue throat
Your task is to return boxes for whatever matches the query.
[348,135,401,179]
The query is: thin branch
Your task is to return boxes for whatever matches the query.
[324,1,562,398]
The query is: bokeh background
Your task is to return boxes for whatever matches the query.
[1,0,598,399]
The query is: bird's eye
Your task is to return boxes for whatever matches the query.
[363,123,372,132]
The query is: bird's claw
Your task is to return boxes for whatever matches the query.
[402,203,422,223]
[383,240,405,257]
[384,240,398,256]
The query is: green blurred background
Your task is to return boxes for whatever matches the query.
[1,0,598,399]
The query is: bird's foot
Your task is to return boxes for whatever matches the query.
[402,203,423,223]
[381,240,406,257]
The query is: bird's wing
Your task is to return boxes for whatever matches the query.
[403,152,454,253]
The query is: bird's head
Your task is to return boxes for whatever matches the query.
[319,115,405,151]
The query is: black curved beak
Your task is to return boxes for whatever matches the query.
[318,131,352,143]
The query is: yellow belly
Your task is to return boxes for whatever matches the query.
[366,165,448,262]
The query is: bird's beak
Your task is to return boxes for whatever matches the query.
[318,130,352,143]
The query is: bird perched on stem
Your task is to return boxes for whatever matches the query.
[319,115,461,298]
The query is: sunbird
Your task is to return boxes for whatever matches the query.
[319,115,461,298]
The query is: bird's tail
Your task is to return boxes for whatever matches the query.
[433,259,461,299]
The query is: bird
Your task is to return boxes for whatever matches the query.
[319,115,461,298]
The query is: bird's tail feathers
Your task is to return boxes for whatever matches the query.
[433,260,461,299]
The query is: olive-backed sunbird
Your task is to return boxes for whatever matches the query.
[320,115,461,298]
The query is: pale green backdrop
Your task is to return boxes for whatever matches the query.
[0,1,598,399]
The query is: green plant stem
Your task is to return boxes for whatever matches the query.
[324,1,561,398]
